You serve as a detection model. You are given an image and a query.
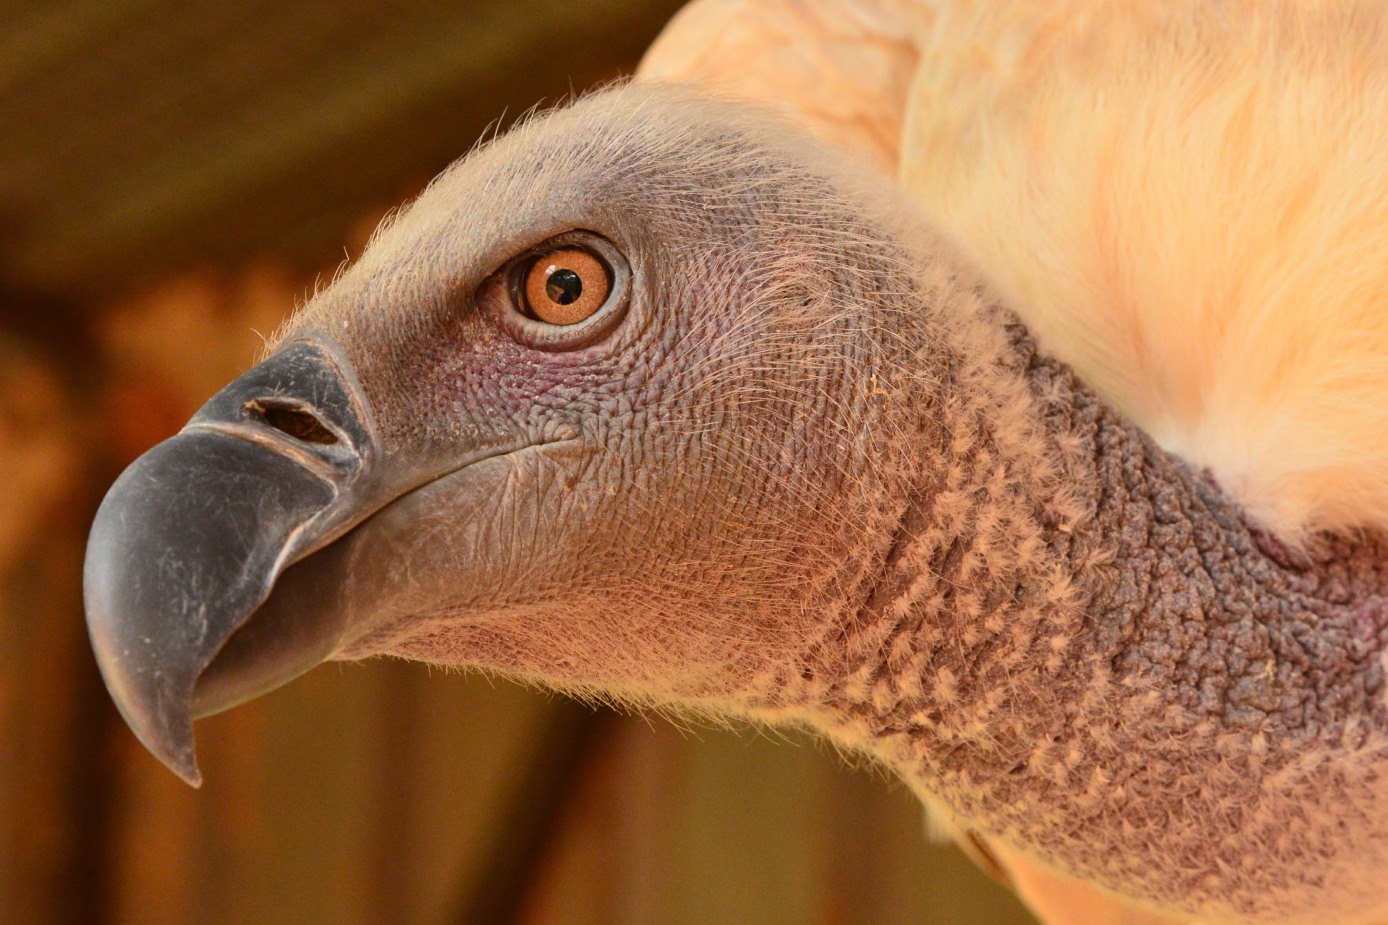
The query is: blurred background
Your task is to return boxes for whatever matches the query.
[0,1,1036,922]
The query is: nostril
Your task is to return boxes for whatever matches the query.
[244,399,339,446]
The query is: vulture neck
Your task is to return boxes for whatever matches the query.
[770,308,1388,916]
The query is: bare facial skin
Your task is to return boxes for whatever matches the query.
[87,85,1388,925]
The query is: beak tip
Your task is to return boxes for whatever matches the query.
[139,734,203,788]
[138,721,204,788]
[101,667,205,787]
[173,758,205,789]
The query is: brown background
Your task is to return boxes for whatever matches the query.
[0,2,1036,922]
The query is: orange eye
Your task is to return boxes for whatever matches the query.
[521,247,611,325]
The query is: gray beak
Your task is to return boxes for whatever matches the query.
[84,339,377,786]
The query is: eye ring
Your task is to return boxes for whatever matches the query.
[487,231,631,351]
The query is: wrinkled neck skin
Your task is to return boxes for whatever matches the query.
[762,310,1388,925]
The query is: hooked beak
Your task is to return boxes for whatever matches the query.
[84,339,381,786]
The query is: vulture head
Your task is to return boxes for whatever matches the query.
[85,83,1388,925]
[86,85,939,778]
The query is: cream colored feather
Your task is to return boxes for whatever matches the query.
[641,1,1388,922]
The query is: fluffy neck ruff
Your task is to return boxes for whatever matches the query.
[771,314,1388,925]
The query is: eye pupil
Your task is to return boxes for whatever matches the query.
[545,268,583,305]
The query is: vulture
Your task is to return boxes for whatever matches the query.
[84,2,1388,923]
